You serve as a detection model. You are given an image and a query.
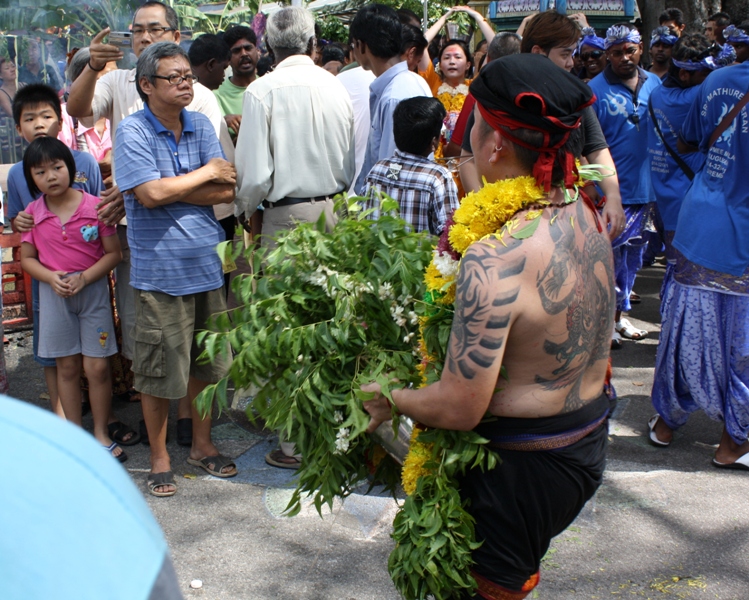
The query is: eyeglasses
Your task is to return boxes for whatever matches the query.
[132,26,175,38]
[230,44,256,55]
[152,74,198,85]
[580,50,604,61]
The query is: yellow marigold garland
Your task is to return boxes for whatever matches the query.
[401,425,432,495]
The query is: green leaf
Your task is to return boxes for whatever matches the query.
[509,216,541,239]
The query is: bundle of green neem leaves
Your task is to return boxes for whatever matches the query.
[195,197,496,600]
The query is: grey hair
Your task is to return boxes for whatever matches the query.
[487,32,521,61]
[67,47,91,83]
[135,41,189,104]
[266,7,315,55]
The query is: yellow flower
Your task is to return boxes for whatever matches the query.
[401,425,433,495]
[525,209,543,221]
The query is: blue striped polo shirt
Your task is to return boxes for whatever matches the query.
[114,104,225,296]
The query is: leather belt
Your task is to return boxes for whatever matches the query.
[262,192,339,209]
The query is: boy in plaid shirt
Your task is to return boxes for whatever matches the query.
[363,97,459,235]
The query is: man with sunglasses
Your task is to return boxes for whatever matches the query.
[589,24,662,345]
[214,25,260,139]
[114,42,238,496]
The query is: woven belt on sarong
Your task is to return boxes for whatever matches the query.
[487,411,608,451]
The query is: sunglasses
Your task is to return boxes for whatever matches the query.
[580,50,604,61]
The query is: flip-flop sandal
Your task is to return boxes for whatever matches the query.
[629,292,641,304]
[265,449,301,470]
[615,318,648,340]
[187,454,238,478]
[712,454,749,471]
[104,441,128,463]
[147,471,177,497]
[107,421,141,446]
[177,418,193,447]
[611,330,623,350]
[647,415,670,447]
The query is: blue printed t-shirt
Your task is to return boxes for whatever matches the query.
[647,77,705,231]
[7,149,103,220]
[590,65,662,205]
[673,62,749,277]
[355,61,430,194]
[114,105,225,296]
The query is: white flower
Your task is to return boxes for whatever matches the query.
[403,332,415,343]
[433,250,459,278]
[408,311,419,325]
[378,282,394,300]
[334,411,343,423]
[334,427,351,454]
[297,354,304,363]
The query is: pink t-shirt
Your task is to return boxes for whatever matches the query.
[21,191,116,273]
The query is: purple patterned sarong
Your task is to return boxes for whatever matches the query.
[651,281,749,444]
[612,203,651,312]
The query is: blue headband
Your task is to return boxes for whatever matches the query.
[605,25,642,50]
[724,25,749,44]
[650,26,678,48]
[578,27,606,52]
[672,44,736,71]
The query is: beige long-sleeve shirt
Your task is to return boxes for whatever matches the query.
[234,55,355,216]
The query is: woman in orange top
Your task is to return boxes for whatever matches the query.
[420,6,495,195]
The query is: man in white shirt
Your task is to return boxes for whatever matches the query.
[66,0,230,445]
[337,66,376,194]
[235,6,355,468]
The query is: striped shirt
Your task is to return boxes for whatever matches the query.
[364,150,459,236]
[114,105,225,296]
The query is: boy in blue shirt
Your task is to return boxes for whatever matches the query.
[7,85,107,421]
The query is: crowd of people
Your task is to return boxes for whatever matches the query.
[2,1,748,597]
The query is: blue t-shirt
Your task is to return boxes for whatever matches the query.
[647,78,705,231]
[673,62,749,276]
[355,61,430,195]
[7,149,103,220]
[114,105,225,296]
[590,65,662,205]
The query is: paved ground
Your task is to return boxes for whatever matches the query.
[6,264,749,599]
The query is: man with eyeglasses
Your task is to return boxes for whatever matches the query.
[589,25,662,346]
[114,42,238,496]
[66,0,230,448]
[215,25,260,139]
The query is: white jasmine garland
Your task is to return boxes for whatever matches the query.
[378,282,394,300]
[437,83,470,96]
[334,427,350,454]
[433,250,459,278]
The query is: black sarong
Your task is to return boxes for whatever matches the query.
[459,393,609,594]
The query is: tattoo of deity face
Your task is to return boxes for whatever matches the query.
[446,240,523,380]
[535,200,615,412]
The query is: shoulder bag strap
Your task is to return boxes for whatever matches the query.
[648,100,695,181]
[708,91,749,148]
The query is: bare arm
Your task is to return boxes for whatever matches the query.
[364,240,524,432]
[20,242,71,297]
[66,233,122,296]
[66,29,123,119]
[132,158,236,208]
[585,147,625,239]
[455,6,495,43]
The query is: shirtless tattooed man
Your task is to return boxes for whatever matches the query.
[363,54,616,599]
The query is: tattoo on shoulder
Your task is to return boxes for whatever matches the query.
[535,201,615,412]
[446,242,523,380]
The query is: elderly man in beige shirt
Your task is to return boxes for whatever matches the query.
[235,6,355,467]
[235,6,355,253]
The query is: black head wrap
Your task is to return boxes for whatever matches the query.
[469,53,595,191]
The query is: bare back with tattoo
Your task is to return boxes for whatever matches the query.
[445,193,615,418]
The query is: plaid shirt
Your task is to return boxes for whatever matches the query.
[363,150,459,236]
